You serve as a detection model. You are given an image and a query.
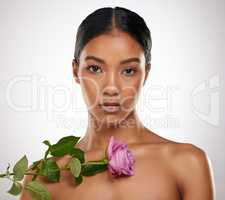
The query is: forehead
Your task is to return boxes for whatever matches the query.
[79,31,145,64]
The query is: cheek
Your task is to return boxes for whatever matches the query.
[120,79,142,109]
[122,73,143,97]
[121,89,136,106]
[80,78,100,107]
[122,69,145,107]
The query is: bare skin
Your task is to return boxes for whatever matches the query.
[20,129,214,200]
[20,28,215,200]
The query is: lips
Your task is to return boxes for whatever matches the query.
[102,102,120,106]
[99,102,120,113]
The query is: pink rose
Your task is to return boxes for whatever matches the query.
[106,136,135,177]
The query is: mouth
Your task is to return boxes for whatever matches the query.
[99,102,120,113]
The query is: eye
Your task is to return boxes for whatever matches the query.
[86,65,102,74]
[122,68,137,76]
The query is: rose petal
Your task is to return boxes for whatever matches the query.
[107,136,135,177]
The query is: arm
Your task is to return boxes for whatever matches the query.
[174,143,216,200]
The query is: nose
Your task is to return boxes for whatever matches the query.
[102,71,119,97]
[103,85,119,96]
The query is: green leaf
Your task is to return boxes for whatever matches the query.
[56,135,80,145]
[13,155,28,181]
[68,157,81,178]
[42,140,51,147]
[25,180,51,200]
[81,161,107,176]
[69,148,85,163]
[74,174,83,185]
[49,135,80,157]
[39,159,60,182]
[7,182,22,195]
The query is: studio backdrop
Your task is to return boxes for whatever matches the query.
[0,1,224,199]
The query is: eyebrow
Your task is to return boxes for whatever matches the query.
[84,55,141,65]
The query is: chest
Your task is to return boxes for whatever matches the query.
[48,158,181,200]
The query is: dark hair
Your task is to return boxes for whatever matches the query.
[74,6,152,71]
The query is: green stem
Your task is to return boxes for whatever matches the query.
[82,157,108,165]
[44,148,50,160]
[0,172,44,178]
[0,157,109,179]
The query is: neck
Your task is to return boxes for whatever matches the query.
[78,110,146,152]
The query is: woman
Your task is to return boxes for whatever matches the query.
[21,6,215,200]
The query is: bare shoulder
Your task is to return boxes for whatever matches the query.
[163,141,215,199]
[152,137,213,175]
[141,130,212,165]
[141,129,215,199]
[163,140,209,160]
[166,141,212,174]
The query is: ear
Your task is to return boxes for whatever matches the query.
[72,58,80,84]
[143,64,151,86]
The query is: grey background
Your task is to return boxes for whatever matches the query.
[0,0,224,199]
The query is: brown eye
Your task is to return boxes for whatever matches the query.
[122,68,137,76]
[86,65,102,74]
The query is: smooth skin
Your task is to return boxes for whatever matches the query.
[20,29,215,200]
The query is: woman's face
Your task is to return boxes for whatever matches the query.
[73,30,149,126]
